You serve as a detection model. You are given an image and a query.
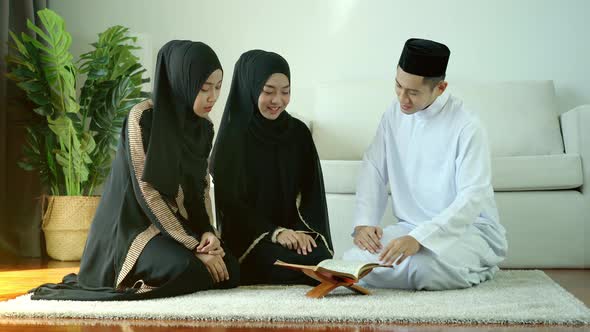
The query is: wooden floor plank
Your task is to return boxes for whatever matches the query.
[0,267,79,300]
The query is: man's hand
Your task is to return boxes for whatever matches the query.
[195,253,229,283]
[353,226,383,254]
[379,235,421,265]
[196,232,224,256]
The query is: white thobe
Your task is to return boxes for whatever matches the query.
[342,92,508,290]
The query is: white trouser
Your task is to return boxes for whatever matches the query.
[342,222,502,290]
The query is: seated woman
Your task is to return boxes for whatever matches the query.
[31,40,239,301]
[210,50,333,285]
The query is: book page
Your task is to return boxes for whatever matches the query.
[274,260,318,271]
[317,259,375,279]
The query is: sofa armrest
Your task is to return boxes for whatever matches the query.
[560,105,590,194]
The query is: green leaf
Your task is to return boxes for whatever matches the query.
[18,161,36,171]
[28,93,51,106]
[88,68,108,79]
[21,34,52,55]
[11,66,37,79]
[16,81,44,93]
[8,31,29,57]
[33,105,52,116]
[5,54,33,71]
[47,115,72,139]
[26,20,51,45]
[12,18,151,194]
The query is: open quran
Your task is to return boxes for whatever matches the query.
[274,259,392,298]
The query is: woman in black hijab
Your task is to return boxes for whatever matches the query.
[211,50,333,285]
[30,40,239,301]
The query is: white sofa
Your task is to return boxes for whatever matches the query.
[302,80,589,268]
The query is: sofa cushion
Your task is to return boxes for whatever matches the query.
[326,190,588,267]
[312,80,393,160]
[491,155,583,191]
[447,80,564,157]
[312,80,565,160]
[321,154,583,193]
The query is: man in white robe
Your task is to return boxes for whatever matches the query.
[342,38,507,290]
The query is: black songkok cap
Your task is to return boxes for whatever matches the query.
[398,38,450,77]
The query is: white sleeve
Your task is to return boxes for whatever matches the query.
[409,122,493,255]
[353,110,391,230]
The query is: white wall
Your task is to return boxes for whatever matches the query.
[50,0,590,127]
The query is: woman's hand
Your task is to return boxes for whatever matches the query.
[277,229,317,255]
[195,253,229,283]
[196,232,224,256]
[276,229,299,250]
[293,233,317,255]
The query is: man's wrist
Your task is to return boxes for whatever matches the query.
[352,225,372,237]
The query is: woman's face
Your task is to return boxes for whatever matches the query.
[193,69,223,118]
[257,73,290,120]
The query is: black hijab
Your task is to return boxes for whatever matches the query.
[142,40,222,197]
[211,50,332,260]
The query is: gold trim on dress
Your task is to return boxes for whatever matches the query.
[132,279,158,294]
[176,185,189,220]
[296,193,334,256]
[127,101,200,251]
[238,231,270,263]
[116,224,160,288]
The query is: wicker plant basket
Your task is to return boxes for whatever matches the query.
[41,195,100,261]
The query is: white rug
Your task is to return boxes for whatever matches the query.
[0,270,588,325]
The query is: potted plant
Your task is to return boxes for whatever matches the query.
[5,9,149,260]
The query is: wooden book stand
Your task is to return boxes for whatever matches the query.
[302,269,372,299]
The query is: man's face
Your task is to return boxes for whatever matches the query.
[394,66,446,115]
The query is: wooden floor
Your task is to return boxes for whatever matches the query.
[0,256,588,331]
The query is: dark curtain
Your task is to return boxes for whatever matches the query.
[0,0,49,260]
